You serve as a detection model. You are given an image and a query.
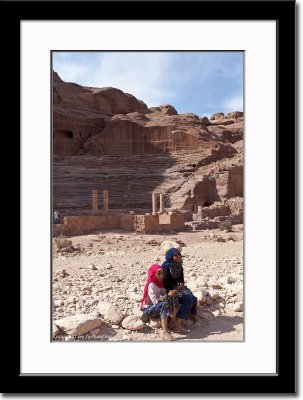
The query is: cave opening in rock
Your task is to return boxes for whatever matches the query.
[54,129,74,140]
[53,129,75,156]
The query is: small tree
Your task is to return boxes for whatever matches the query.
[219,220,233,232]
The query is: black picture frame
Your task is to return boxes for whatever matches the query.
[3,0,295,394]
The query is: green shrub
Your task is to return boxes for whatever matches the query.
[54,236,72,249]
[219,220,233,232]
[227,235,236,242]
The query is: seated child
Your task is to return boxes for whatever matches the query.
[140,264,177,341]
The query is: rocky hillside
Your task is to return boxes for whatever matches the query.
[53,71,243,219]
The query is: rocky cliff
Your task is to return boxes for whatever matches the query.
[53,71,243,220]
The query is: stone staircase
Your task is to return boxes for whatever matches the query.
[53,151,209,215]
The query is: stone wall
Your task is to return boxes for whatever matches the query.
[136,213,185,234]
[52,213,184,236]
[53,215,135,236]
[197,204,231,219]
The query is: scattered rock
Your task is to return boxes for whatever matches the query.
[234,302,243,312]
[98,303,124,324]
[52,229,244,341]
[129,293,142,302]
[122,315,145,331]
[54,314,102,336]
[53,323,60,337]
[159,240,181,256]
[149,318,161,328]
[132,306,144,317]
[89,327,101,335]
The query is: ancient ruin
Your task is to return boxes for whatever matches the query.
[53,190,185,236]
[53,71,243,235]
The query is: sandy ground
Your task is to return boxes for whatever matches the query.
[52,226,243,341]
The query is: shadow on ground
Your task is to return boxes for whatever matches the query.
[181,315,243,341]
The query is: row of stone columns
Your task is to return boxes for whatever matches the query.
[92,190,165,215]
[152,192,165,215]
[92,190,109,214]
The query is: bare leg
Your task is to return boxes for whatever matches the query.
[191,314,201,324]
[183,319,189,330]
[175,318,188,334]
[161,317,168,333]
[171,306,180,327]
[161,318,174,340]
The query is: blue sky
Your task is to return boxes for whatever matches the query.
[52,51,243,118]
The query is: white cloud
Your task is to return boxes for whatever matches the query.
[52,53,91,84]
[223,93,243,113]
[53,52,177,107]
[52,52,243,114]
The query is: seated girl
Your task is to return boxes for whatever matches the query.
[140,264,176,341]
[162,248,201,334]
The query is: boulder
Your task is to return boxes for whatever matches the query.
[132,306,144,317]
[122,315,145,331]
[98,303,124,324]
[234,302,244,312]
[54,314,102,336]
[52,323,60,337]
[159,240,181,256]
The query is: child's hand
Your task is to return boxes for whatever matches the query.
[168,290,178,296]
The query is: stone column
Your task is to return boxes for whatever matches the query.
[92,190,98,215]
[152,192,157,215]
[103,190,109,212]
[159,192,165,214]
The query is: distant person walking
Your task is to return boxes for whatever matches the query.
[53,209,60,224]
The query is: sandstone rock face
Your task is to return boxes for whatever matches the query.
[207,121,243,144]
[211,112,224,120]
[215,166,243,198]
[149,104,178,115]
[53,72,243,220]
[226,111,243,120]
[53,71,149,157]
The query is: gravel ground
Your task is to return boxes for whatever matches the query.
[52,226,243,341]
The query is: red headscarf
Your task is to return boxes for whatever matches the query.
[141,264,163,307]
